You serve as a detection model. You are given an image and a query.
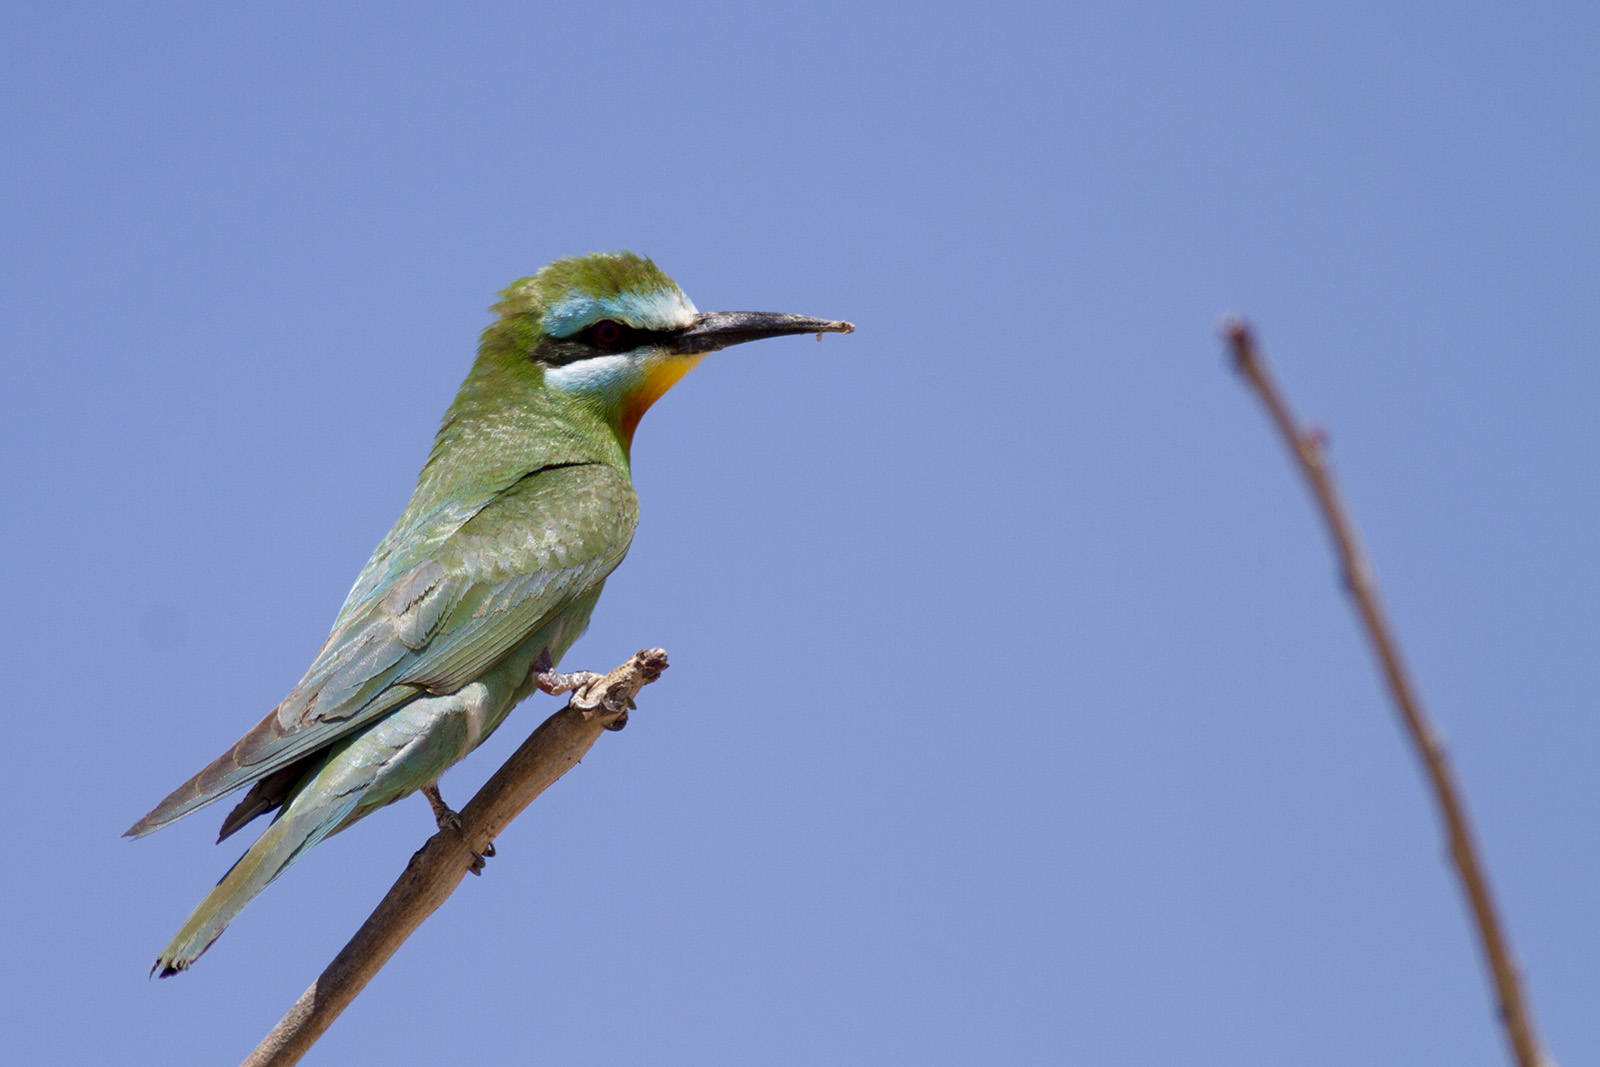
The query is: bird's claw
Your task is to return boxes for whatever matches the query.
[422,783,493,874]
[539,648,665,730]
[534,667,605,697]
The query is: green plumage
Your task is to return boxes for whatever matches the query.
[128,251,852,976]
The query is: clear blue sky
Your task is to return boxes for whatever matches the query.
[2,2,1595,1064]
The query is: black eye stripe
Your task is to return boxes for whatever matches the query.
[531,320,680,367]
[577,319,674,354]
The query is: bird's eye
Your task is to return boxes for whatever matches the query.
[592,320,623,347]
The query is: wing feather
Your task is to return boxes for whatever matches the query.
[125,462,637,838]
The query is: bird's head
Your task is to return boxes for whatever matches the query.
[481,251,852,446]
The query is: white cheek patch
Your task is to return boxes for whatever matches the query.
[543,354,641,398]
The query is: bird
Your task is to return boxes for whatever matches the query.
[126,251,853,976]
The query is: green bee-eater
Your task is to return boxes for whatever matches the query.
[127,252,852,976]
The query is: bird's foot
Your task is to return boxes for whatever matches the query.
[534,648,666,733]
[535,660,625,726]
[584,648,668,730]
[534,666,604,698]
[421,783,493,874]
[421,782,461,833]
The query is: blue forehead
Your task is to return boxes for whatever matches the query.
[542,285,697,338]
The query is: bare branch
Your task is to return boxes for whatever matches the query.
[1221,319,1549,1067]
[241,648,671,1067]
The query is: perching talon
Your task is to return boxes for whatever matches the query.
[535,666,605,697]
[422,783,491,873]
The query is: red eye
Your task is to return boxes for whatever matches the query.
[593,320,623,346]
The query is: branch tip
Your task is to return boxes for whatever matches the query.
[1219,315,1257,371]
[1222,319,1547,1067]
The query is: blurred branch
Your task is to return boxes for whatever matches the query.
[240,648,670,1067]
[1220,318,1548,1067]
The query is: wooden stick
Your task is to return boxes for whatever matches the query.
[241,648,670,1067]
[1221,319,1548,1067]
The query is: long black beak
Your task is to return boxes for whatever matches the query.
[672,311,854,355]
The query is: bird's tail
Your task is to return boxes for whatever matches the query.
[152,800,350,977]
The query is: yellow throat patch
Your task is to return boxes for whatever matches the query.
[621,353,704,445]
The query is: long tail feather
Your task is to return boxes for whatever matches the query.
[152,800,352,977]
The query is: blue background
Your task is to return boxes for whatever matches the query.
[2,2,1595,1063]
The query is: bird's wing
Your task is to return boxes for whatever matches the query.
[126,461,638,837]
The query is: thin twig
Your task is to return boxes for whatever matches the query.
[240,648,670,1067]
[1221,319,1548,1067]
